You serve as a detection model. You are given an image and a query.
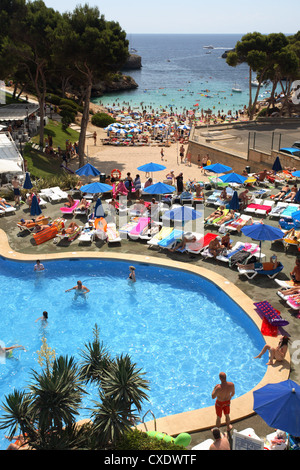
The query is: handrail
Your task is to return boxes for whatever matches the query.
[140,409,157,432]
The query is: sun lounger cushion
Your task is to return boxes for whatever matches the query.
[158,229,183,248]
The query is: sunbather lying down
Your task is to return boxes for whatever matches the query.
[237,255,278,271]
[205,206,226,223]
[168,233,197,252]
[215,209,235,225]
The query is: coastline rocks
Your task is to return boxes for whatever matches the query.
[122,54,142,71]
[221,49,235,59]
[91,74,138,98]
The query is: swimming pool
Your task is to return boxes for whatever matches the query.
[0,257,267,449]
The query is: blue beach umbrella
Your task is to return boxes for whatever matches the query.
[76,163,100,177]
[205,163,232,174]
[137,162,166,173]
[272,156,282,174]
[143,182,176,195]
[23,172,33,190]
[292,171,300,178]
[80,182,113,194]
[163,205,202,223]
[30,194,42,216]
[220,172,247,184]
[228,190,240,211]
[241,222,285,260]
[253,380,300,435]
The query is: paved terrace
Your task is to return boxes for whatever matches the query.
[0,187,299,448]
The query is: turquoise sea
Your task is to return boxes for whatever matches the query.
[92,34,272,115]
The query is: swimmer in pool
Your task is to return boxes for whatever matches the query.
[128,266,136,282]
[65,280,90,298]
[0,344,26,358]
[35,311,48,324]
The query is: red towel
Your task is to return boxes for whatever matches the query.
[247,204,272,213]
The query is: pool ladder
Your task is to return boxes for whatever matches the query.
[140,410,157,432]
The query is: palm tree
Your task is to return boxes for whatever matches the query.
[29,355,86,436]
[101,353,150,416]
[0,390,35,444]
[79,323,112,385]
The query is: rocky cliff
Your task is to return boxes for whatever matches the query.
[91,74,138,97]
[122,54,142,70]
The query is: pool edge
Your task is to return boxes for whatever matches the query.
[0,229,290,435]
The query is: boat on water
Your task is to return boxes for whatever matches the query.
[251,79,259,87]
[232,83,242,93]
[203,45,214,49]
[130,48,138,53]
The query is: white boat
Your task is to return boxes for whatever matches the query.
[251,79,259,87]
[203,45,214,49]
[232,83,242,93]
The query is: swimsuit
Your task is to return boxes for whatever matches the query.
[215,400,231,418]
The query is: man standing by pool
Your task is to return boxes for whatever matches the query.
[212,372,235,432]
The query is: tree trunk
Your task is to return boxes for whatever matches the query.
[78,81,92,168]
[248,67,252,115]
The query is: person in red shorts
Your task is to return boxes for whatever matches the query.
[212,372,235,431]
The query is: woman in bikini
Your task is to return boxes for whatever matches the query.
[254,336,290,365]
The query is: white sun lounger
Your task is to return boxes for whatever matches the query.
[40,188,63,203]
[147,226,174,247]
[77,227,96,244]
[106,223,121,243]
[244,198,263,214]
[225,214,253,232]
[268,201,288,218]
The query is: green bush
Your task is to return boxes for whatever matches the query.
[47,93,61,105]
[59,98,79,111]
[59,104,78,115]
[91,112,116,128]
[115,429,185,451]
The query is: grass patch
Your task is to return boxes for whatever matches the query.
[23,144,63,179]
[31,119,79,150]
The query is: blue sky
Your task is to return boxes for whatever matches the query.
[44,0,299,34]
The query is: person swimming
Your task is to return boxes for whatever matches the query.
[128,266,136,282]
[65,280,90,299]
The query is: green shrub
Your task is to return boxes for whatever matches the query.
[115,429,185,451]
[47,93,61,105]
[59,98,79,111]
[91,112,116,128]
[59,104,78,115]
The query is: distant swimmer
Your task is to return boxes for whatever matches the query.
[65,280,90,298]
[34,260,44,272]
[35,311,48,324]
[0,344,26,359]
[128,266,136,282]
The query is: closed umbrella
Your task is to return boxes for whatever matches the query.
[80,182,112,194]
[253,380,300,436]
[228,190,240,211]
[23,172,33,190]
[30,194,42,216]
[76,163,100,177]
[272,156,282,174]
[94,198,105,218]
[241,223,285,260]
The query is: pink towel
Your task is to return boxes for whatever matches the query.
[247,203,272,213]
[60,200,80,213]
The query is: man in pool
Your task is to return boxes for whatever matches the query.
[65,280,90,298]
[212,372,235,432]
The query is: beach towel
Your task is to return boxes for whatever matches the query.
[246,203,272,214]
[60,200,80,214]
[158,229,183,248]
[129,217,150,237]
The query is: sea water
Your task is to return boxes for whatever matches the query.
[0,258,266,449]
[92,34,272,114]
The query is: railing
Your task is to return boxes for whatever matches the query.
[140,409,157,432]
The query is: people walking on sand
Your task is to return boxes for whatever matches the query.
[179,144,185,163]
[160,148,164,161]
[93,131,97,145]
[212,372,235,431]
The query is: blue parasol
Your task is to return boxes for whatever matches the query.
[205,163,232,173]
[76,163,100,177]
[253,380,300,436]
[220,172,247,184]
[292,171,300,178]
[23,172,33,189]
[241,222,285,260]
[163,205,202,223]
[137,162,166,173]
[143,182,176,195]
[80,182,112,194]
[30,194,42,216]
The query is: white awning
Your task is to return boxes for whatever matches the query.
[0,159,23,173]
[0,103,39,122]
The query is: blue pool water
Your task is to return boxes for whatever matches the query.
[0,257,266,448]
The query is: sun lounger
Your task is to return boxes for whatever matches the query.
[158,229,183,249]
[191,439,214,450]
[128,217,150,240]
[78,225,96,244]
[252,188,271,198]
[268,202,289,218]
[60,200,80,214]
[73,201,91,218]
[225,214,253,232]
[55,222,81,243]
[40,187,66,203]
[139,222,162,240]
[282,229,300,251]
[280,204,300,219]
[244,198,263,214]
[119,218,140,236]
[50,186,68,200]
[205,190,222,206]
[32,218,66,245]
[17,216,51,232]
[238,262,284,279]
[1,203,16,215]
[147,226,174,247]
[205,208,229,226]
[106,223,121,243]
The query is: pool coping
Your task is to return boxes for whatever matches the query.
[0,229,290,436]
